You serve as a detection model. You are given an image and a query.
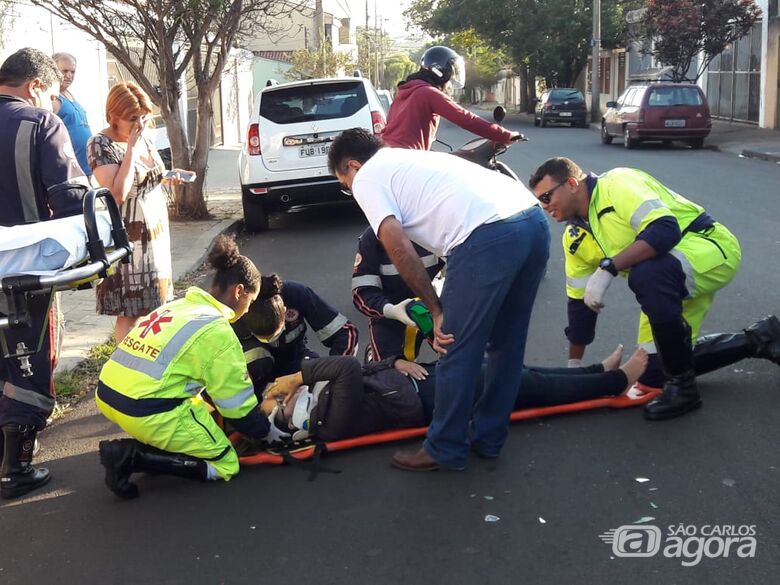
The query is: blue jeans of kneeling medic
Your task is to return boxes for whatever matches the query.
[424,206,550,468]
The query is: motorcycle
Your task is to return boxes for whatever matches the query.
[435,106,526,182]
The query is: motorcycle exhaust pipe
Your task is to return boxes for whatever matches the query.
[281,194,291,203]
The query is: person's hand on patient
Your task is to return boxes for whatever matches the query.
[394,359,428,381]
[263,371,304,402]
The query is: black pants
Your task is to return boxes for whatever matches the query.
[416,362,627,425]
[367,318,424,362]
[0,294,59,429]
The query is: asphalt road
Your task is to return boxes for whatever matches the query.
[1,117,779,585]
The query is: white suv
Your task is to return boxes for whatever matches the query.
[238,76,387,231]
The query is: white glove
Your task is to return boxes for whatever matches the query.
[263,406,291,445]
[583,269,615,313]
[382,299,415,327]
[567,359,583,368]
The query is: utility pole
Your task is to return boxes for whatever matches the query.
[380,18,387,89]
[313,0,323,51]
[591,0,601,123]
[374,0,379,87]
[365,0,371,83]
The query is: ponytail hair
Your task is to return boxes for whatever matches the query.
[258,274,282,300]
[243,273,286,338]
[208,235,260,293]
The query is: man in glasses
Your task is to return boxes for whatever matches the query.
[328,128,549,471]
[529,157,742,420]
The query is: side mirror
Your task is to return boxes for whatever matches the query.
[493,106,506,123]
[606,101,618,109]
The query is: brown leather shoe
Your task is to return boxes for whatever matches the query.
[391,448,439,472]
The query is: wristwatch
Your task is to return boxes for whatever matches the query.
[599,257,618,276]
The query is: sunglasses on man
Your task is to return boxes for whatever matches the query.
[537,179,569,205]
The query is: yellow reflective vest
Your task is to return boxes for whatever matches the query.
[99,287,258,420]
[564,168,708,300]
[587,167,705,257]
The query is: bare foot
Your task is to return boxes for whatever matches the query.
[601,344,624,371]
[619,348,649,387]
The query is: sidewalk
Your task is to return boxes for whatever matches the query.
[56,153,243,372]
[706,120,780,163]
[475,103,780,164]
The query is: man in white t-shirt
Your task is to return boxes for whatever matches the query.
[328,128,550,471]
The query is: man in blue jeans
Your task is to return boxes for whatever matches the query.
[328,128,550,471]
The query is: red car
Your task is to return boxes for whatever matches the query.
[601,83,711,149]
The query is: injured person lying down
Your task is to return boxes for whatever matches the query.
[248,312,780,446]
[259,347,648,444]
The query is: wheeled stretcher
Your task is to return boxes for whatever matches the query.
[231,385,662,468]
[1,188,133,369]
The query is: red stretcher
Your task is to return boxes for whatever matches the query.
[232,383,662,467]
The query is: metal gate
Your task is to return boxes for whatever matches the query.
[707,21,763,124]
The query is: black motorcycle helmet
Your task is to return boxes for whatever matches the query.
[420,46,466,89]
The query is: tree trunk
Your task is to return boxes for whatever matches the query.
[184,87,215,220]
[518,63,529,113]
[526,66,537,113]
[159,97,202,218]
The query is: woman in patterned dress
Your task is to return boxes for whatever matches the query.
[87,82,173,342]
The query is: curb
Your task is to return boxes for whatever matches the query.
[740,149,780,164]
[173,216,242,281]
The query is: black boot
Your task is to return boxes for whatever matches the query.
[644,319,702,421]
[132,442,208,481]
[0,425,52,499]
[693,333,754,376]
[98,439,140,499]
[98,439,207,499]
[744,315,780,365]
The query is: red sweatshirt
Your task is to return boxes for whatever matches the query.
[380,80,513,150]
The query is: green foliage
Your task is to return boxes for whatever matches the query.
[405,0,630,87]
[642,0,762,82]
[355,26,393,87]
[54,339,116,398]
[286,42,354,80]
[449,29,507,89]
[383,53,418,90]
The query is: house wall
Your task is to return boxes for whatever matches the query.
[220,49,255,147]
[759,0,779,128]
[253,58,293,94]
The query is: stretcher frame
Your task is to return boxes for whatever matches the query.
[1,188,133,361]
[233,384,662,467]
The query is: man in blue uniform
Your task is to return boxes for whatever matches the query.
[352,227,444,362]
[232,277,359,391]
[0,48,89,499]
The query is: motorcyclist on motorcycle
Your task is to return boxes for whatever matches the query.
[381,46,523,150]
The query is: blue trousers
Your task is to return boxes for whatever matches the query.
[424,206,550,468]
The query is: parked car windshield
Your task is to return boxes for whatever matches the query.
[260,81,368,124]
[647,86,704,107]
[549,89,584,103]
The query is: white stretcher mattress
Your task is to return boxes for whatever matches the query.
[0,211,114,277]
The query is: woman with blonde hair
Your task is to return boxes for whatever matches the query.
[87,82,173,342]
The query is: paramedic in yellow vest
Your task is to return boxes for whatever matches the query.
[96,236,287,499]
[529,157,741,420]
